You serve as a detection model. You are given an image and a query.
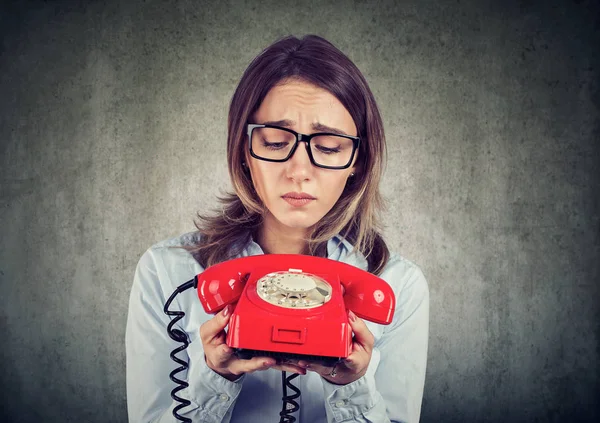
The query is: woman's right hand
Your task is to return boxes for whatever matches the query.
[199,305,306,381]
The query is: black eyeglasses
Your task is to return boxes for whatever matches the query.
[247,124,360,170]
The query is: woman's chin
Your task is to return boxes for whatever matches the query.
[263,208,323,232]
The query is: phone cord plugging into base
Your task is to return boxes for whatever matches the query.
[279,371,301,422]
[163,278,196,423]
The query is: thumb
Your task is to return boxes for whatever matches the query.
[347,310,375,351]
[200,305,232,344]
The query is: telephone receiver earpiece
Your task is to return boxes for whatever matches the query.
[336,264,395,325]
[196,254,395,325]
[196,256,258,313]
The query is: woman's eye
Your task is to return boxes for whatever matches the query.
[314,145,341,154]
[262,140,289,150]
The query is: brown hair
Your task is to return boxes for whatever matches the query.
[189,35,390,275]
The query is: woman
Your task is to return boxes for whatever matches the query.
[126,34,429,423]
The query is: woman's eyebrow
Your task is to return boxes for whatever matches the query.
[262,119,350,136]
[262,119,295,127]
[311,122,349,136]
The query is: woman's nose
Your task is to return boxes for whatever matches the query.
[285,143,313,181]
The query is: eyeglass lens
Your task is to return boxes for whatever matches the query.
[251,127,354,167]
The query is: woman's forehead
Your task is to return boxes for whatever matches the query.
[263,79,337,106]
[254,80,356,134]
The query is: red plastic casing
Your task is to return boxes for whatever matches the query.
[196,254,395,360]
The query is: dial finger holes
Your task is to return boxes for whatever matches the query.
[257,271,332,308]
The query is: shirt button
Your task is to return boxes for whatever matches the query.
[219,394,229,402]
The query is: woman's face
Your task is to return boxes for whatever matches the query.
[246,79,357,233]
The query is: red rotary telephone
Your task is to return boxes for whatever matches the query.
[196,254,395,365]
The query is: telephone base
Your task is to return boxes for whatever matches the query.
[234,348,342,367]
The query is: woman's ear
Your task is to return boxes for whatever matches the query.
[243,161,253,183]
[242,146,252,174]
[242,153,254,189]
[347,156,361,181]
[345,168,357,188]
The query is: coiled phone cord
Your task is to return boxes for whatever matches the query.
[279,371,301,422]
[164,277,304,423]
[163,277,196,423]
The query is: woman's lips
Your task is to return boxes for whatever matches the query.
[282,193,316,207]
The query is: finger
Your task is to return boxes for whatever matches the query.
[229,356,277,375]
[210,342,236,367]
[347,310,375,352]
[270,363,306,375]
[199,306,231,344]
[343,352,365,372]
[296,360,329,375]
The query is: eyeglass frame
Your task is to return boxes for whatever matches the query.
[246,123,360,170]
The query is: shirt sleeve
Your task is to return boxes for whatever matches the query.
[125,247,246,423]
[320,259,430,423]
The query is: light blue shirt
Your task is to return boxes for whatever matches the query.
[126,232,429,422]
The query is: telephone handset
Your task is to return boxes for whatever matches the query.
[196,254,395,365]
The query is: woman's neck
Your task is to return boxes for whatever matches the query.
[256,213,310,255]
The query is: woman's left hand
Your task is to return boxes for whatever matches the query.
[297,310,375,385]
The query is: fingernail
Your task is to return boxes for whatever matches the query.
[348,310,356,322]
[222,306,230,317]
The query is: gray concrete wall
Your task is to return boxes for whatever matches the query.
[1,0,598,421]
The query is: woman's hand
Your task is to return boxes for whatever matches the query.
[199,305,306,381]
[297,310,375,385]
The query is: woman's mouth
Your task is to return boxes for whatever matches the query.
[281,192,316,207]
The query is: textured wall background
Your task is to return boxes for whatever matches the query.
[1,0,598,422]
